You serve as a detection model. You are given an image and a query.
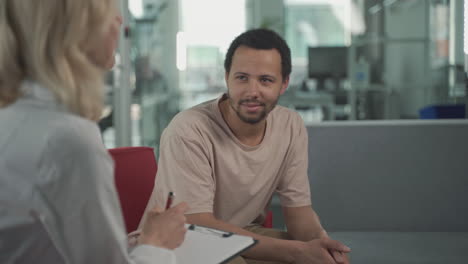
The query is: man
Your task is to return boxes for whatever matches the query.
[142,29,350,264]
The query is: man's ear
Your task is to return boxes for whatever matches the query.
[280,76,290,95]
[225,72,229,83]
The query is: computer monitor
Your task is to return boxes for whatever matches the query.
[308,46,348,90]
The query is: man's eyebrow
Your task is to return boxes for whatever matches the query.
[233,72,277,80]
[233,72,249,75]
[259,74,276,80]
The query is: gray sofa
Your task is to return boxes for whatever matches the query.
[307,120,468,263]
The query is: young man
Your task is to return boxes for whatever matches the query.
[142,29,350,264]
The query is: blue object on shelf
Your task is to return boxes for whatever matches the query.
[419,104,466,119]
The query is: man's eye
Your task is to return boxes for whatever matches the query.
[236,76,247,81]
[261,78,272,83]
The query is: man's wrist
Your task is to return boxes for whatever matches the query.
[318,229,328,238]
[290,229,328,241]
[279,239,303,263]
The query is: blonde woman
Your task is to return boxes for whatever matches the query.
[0,0,187,263]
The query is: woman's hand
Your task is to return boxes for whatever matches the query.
[138,202,189,249]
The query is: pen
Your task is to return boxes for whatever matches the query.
[165,191,175,210]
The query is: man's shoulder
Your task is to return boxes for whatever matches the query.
[272,104,299,115]
[268,105,307,143]
[271,105,304,126]
[164,98,220,136]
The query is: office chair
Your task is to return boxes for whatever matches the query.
[109,146,157,233]
[264,211,273,228]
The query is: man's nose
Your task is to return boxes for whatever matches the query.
[245,80,260,97]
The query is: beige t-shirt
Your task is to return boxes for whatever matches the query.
[144,95,311,227]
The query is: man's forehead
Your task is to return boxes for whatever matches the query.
[232,46,281,58]
[230,47,282,76]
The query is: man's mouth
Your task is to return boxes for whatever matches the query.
[241,102,264,112]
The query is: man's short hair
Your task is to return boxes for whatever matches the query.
[224,28,292,80]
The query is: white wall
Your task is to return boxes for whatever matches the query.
[383,0,432,118]
[382,0,465,118]
[152,0,180,94]
[245,0,285,36]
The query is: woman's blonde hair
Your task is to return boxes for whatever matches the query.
[0,0,114,121]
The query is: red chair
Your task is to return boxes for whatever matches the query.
[264,211,273,228]
[109,147,157,233]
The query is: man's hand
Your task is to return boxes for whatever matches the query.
[330,250,350,264]
[292,237,351,264]
[138,202,189,249]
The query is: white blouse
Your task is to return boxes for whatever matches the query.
[0,81,176,264]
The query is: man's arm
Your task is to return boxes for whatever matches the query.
[283,205,327,241]
[283,206,351,264]
[186,213,349,264]
[277,115,350,263]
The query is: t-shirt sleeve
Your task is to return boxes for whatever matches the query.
[276,114,312,207]
[150,130,215,215]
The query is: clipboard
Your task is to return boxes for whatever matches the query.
[174,224,258,264]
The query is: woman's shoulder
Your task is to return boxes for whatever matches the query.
[47,113,103,154]
[11,104,104,158]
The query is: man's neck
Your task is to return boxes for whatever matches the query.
[219,99,266,147]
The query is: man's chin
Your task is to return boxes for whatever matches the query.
[238,112,266,124]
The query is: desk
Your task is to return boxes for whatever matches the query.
[279,91,335,120]
[329,232,468,264]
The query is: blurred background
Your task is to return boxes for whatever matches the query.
[100,0,467,151]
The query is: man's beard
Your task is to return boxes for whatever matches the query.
[227,92,278,124]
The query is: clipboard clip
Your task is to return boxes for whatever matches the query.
[188,224,234,238]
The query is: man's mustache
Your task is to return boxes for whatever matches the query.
[239,99,265,106]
